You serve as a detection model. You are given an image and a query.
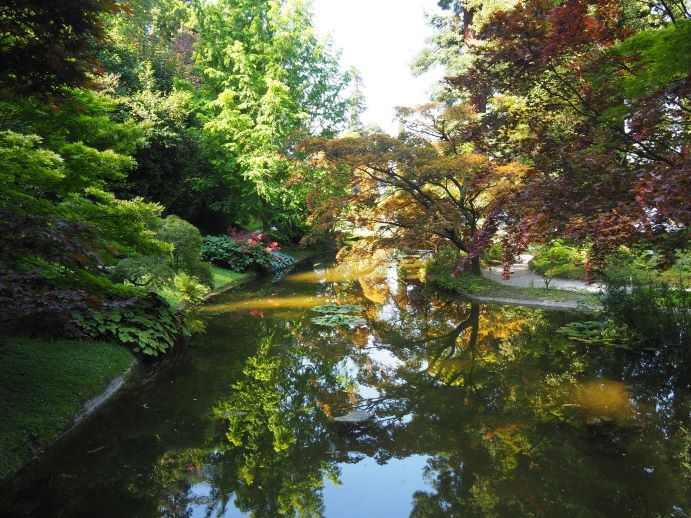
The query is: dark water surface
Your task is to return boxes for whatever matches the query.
[1,259,689,517]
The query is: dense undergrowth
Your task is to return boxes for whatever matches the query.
[529,241,691,284]
[600,275,690,348]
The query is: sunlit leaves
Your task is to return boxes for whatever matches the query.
[300,104,528,269]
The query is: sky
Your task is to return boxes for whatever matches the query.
[312,0,444,135]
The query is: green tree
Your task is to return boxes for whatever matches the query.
[300,104,528,274]
[194,0,349,234]
[345,67,366,135]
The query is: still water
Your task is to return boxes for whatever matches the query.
[1,258,689,517]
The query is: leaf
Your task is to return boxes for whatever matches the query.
[312,304,363,314]
[310,314,367,327]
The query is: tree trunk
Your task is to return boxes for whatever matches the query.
[470,256,482,276]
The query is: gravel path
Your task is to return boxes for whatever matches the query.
[483,254,603,293]
[462,293,597,310]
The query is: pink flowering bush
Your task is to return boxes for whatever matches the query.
[202,228,293,273]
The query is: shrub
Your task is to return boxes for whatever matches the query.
[421,247,480,292]
[423,247,465,278]
[202,229,291,273]
[529,241,586,280]
[157,215,213,286]
[607,244,691,285]
[111,256,174,289]
[202,235,269,271]
[483,242,504,265]
[158,272,209,310]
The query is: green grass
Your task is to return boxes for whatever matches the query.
[0,337,133,481]
[431,269,600,306]
[210,265,252,290]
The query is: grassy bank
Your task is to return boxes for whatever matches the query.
[429,267,599,307]
[210,265,253,291]
[0,337,134,481]
[209,247,319,294]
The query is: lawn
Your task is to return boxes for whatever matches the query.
[0,337,133,481]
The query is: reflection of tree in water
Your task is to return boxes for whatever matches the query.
[152,269,689,517]
[212,326,344,517]
[299,276,689,517]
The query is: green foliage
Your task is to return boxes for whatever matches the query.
[605,244,691,285]
[423,247,466,280]
[111,256,174,289]
[200,236,234,265]
[310,303,366,326]
[194,0,349,231]
[73,295,189,356]
[202,235,270,272]
[607,19,691,100]
[0,0,344,356]
[157,215,212,285]
[529,242,586,280]
[157,215,203,269]
[312,304,363,314]
[483,242,504,265]
[556,320,634,348]
[158,272,209,310]
[97,2,195,94]
[60,189,168,260]
[600,273,690,348]
[202,235,293,274]
[0,0,118,97]
[0,132,64,202]
[310,314,367,327]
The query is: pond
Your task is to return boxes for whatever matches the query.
[1,257,689,517]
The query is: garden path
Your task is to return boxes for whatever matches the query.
[483,254,603,293]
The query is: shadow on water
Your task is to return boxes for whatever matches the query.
[0,258,689,517]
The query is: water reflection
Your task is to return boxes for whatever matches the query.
[0,260,688,517]
[572,379,635,423]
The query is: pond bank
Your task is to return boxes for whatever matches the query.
[0,337,135,482]
[484,254,603,292]
[1,252,322,484]
[459,292,597,310]
[428,265,601,310]
[205,247,322,300]
[206,266,255,300]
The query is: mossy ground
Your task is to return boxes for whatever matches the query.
[0,337,133,481]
